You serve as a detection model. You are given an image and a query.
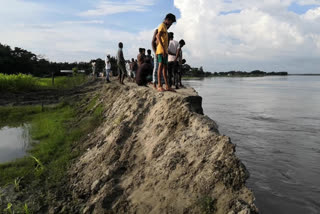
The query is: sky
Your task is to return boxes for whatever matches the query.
[1,0,320,73]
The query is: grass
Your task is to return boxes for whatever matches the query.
[0,73,88,92]
[0,94,104,212]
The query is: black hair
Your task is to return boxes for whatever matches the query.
[165,13,176,22]
[168,32,174,39]
[131,58,134,61]
[139,48,143,53]
[179,39,185,46]
[182,59,186,64]
[147,49,151,54]
[118,42,123,47]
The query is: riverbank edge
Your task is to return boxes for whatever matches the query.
[0,80,258,213]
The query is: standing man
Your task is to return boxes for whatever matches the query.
[137,48,145,68]
[175,39,186,87]
[91,61,96,79]
[167,32,179,88]
[105,54,111,83]
[151,29,159,89]
[156,13,176,92]
[117,42,126,84]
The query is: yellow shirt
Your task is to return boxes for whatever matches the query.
[156,23,168,55]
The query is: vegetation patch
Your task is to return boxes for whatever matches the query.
[0,73,88,92]
[0,93,104,213]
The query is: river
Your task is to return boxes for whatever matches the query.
[185,76,320,214]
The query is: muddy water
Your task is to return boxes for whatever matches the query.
[186,76,320,214]
[0,124,30,163]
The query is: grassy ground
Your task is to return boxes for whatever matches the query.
[0,92,104,212]
[0,73,89,92]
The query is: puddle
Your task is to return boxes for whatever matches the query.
[0,124,31,163]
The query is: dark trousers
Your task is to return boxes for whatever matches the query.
[168,61,179,87]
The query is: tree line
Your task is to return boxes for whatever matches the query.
[0,43,117,77]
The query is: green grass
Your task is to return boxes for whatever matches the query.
[0,73,38,92]
[0,95,103,188]
[37,74,88,90]
[0,73,88,92]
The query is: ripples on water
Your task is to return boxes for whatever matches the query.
[186,76,320,214]
[0,124,30,163]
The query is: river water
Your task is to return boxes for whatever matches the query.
[0,124,30,163]
[185,76,320,214]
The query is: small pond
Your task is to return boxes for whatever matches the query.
[0,124,31,163]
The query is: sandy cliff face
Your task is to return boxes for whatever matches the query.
[69,83,258,214]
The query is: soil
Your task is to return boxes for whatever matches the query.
[67,79,258,213]
[0,78,259,213]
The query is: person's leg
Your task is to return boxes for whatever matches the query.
[157,62,164,90]
[173,63,179,89]
[167,62,173,87]
[121,65,125,84]
[162,56,175,91]
[178,66,183,87]
[153,56,158,89]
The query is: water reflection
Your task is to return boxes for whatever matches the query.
[0,124,31,163]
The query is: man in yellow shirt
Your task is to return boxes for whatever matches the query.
[156,13,176,92]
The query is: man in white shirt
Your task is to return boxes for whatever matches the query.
[167,32,179,88]
[105,54,111,82]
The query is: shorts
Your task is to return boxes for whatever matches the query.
[157,54,168,65]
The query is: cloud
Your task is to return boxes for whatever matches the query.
[79,0,156,16]
[172,0,320,73]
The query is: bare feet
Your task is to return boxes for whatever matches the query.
[157,87,165,92]
[165,86,176,92]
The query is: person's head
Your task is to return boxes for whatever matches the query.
[182,59,186,64]
[147,49,151,55]
[139,48,143,53]
[168,32,174,40]
[118,42,123,48]
[164,13,176,29]
[107,54,110,59]
[142,48,146,55]
[131,58,134,62]
[179,39,186,47]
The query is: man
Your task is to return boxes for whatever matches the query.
[130,58,138,80]
[156,13,176,92]
[151,29,159,89]
[136,57,153,86]
[126,60,133,82]
[117,42,126,84]
[145,49,153,64]
[175,39,186,87]
[137,48,145,68]
[167,32,179,88]
[91,61,96,79]
[105,54,111,83]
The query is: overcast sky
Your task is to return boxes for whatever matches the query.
[1,0,320,73]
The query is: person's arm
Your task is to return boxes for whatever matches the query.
[151,29,158,53]
[156,30,166,56]
[174,47,181,62]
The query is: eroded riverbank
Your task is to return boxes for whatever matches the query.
[0,79,258,213]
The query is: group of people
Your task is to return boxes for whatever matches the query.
[105,13,185,92]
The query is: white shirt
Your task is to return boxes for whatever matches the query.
[105,57,111,69]
[168,40,179,62]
